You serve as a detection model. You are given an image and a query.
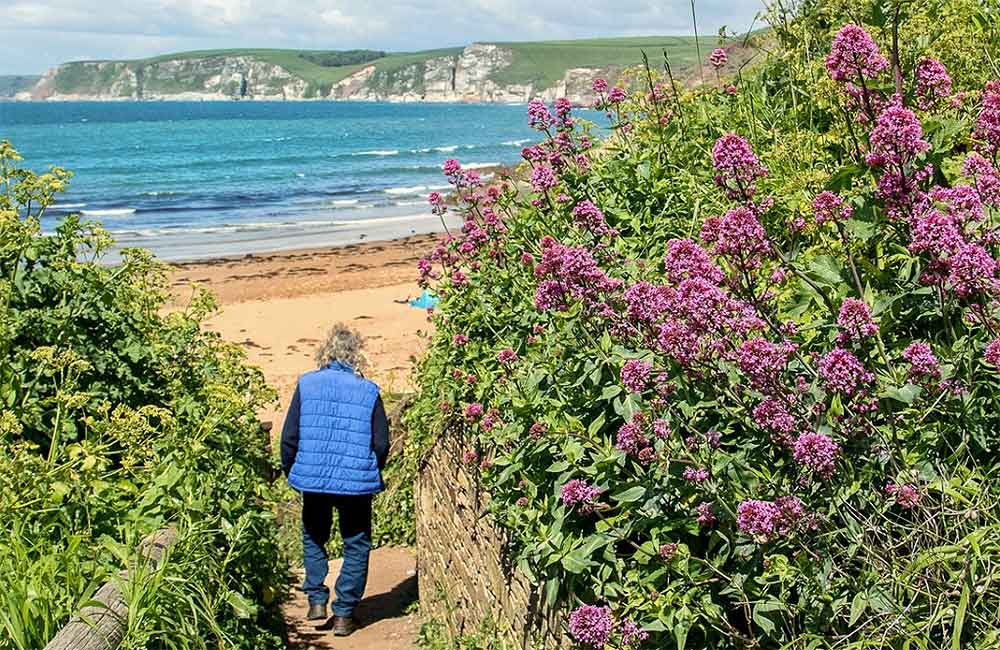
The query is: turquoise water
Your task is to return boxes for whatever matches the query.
[0,101,596,260]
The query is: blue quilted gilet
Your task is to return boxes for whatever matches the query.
[287,361,383,495]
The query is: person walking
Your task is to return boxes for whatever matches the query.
[280,324,390,636]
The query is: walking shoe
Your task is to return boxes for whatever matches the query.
[306,603,327,621]
[332,615,357,636]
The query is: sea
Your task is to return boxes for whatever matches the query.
[0,101,603,261]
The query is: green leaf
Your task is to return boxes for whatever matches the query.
[849,591,868,626]
[546,460,569,473]
[752,600,784,637]
[611,486,646,503]
[882,384,921,405]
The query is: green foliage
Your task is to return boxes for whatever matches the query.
[0,140,287,649]
[408,2,1000,648]
[418,618,513,650]
[298,50,387,68]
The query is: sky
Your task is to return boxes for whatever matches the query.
[0,0,767,75]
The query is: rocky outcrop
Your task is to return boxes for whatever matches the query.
[29,56,311,101]
[25,43,614,105]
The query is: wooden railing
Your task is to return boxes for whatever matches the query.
[43,528,178,650]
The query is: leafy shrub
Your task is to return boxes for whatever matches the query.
[298,50,386,68]
[0,141,286,649]
[408,5,1000,649]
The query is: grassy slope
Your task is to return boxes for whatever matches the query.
[488,36,709,87]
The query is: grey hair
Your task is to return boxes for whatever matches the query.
[315,323,368,372]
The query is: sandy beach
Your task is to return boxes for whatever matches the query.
[169,233,438,431]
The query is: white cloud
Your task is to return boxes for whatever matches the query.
[0,0,766,74]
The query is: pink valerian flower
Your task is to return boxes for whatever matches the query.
[876,162,934,221]
[948,243,1000,297]
[908,209,964,257]
[929,185,985,225]
[711,133,768,198]
[865,102,930,167]
[702,206,772,270]
[592,78,609,95]
[683,467,710,483]
[663,239,724,284]
[480,408,501,432]
[886,482,921,509]
[497,348,518,365]
[914,58,952,109]
[986,339,1000,368]
[442,158,463,180]
[607,87,627,103]
[453,333,469,346]
[620,359,652,393]
[974,80,1000,156]
[736,337,793,392]
[527,98,553,130]
[515,496,529,507]
[561,479,603,513]
[463,402,484,420]
[652,419,671,439]
[568,605,613,648]
[792,432,841,480]
[818,347,874,397]
[572,200,613,236]
[825,24,888,83]
[529,421,547,438]
[709,48,728,69]
[696,501,717,526]
[812,190,854,224]
[462,449,480,466]
[533,236,621,311]
[962,153,1000,206]
[615,421,650,460]
[837,298,878,342]
[903,342,941,379]
[618,620,649,647]
[659,543,678,560]
[530,165,558,192]
[737,496,806,542]
[752,399,797,444]
[622,281,671,325]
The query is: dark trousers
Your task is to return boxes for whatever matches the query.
[301,492,373,616]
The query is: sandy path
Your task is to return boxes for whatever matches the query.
[283,547,419,650]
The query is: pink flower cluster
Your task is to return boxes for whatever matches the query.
[963,153,1000,207]
[701,206,772,270]
[986,339,1000,368]
[865,102,930,167]
[527,98,553,131]
[663,238,724,284]
[568,605,613,648]
[534,236,621,311]
[886,482,921,509]
[709,48,728,69]
[736,337,793,392]
[902,342,941,379]
[753,399,797,444]
[975,81,1000,156]
[561,479,603,513]
[914,57,952,109]
[825,24,888,82]
[737,496,806,542]
[837,298,878,342]
[572,200,614,236]
[812,191,853,225]
[792,432,841,480]
[818,347,874,397]
[619,620,649,647]
[620,359,652,393]
[711,133,768,199]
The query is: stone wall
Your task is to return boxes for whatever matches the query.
[416,430,572,649]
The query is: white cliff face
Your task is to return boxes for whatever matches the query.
[27,44,609,105]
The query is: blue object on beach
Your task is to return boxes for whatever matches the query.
[409,290,440,309]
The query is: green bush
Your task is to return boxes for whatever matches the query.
[0,141,287,649]
[408,3,1000,648]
